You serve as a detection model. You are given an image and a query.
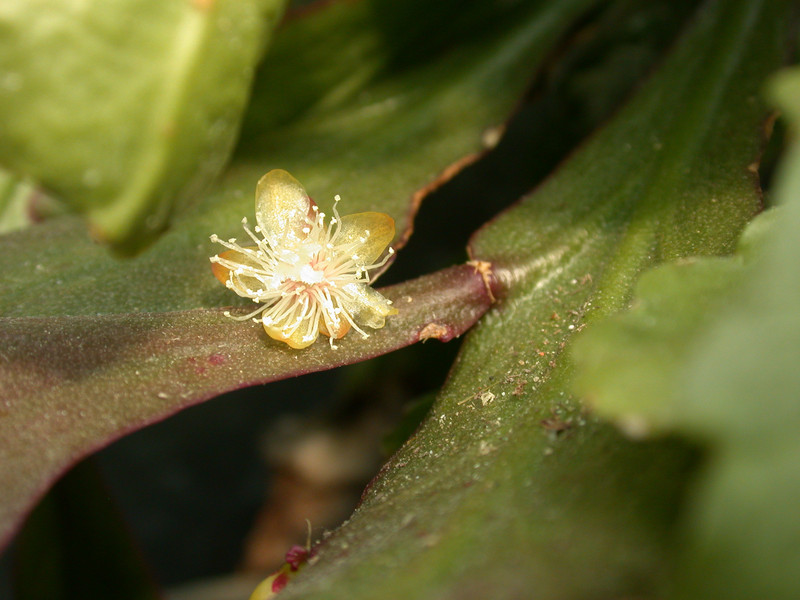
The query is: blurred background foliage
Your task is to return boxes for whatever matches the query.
[0,0,798,599]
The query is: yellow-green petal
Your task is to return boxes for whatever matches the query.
[341,282,397,330]
[263,316,318,349]
[336,212,395,265]
[255,169,312,242]
[210,247,263,294]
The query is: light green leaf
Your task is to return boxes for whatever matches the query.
[0,0,286,252]
[674,68,800,600]
[571,253,749,436]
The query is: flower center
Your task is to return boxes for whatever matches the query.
[298,263,325,285]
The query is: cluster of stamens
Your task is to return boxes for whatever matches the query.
[210,195,395,349]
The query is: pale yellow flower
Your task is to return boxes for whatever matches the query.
[210,169,397,349]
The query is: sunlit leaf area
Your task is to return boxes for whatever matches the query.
[1,1,798,598]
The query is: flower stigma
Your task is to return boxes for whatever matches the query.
[209,169,397,349]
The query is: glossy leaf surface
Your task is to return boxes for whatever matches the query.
[271,1,791,598]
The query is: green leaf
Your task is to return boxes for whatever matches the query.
[570,206,779,436]
[675,69,800,600]
[572,66,800,599]
[0,265,492,552]
[571,253,749,436]
[0,0,286,252]
[270,1,791,598]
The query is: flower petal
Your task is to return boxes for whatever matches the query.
[263,317,318,350]
[336,212,395,265]
[340,282,398,330]
[262,294,320,349]
[319,317,350,340]
[255,169,313,243]
[210,247,264,294]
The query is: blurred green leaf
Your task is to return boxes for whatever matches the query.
[0,0,286,252]
[570,207,779,435]
[572,66,800,599]
[571,253,749,436]
[271,1,791,598]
